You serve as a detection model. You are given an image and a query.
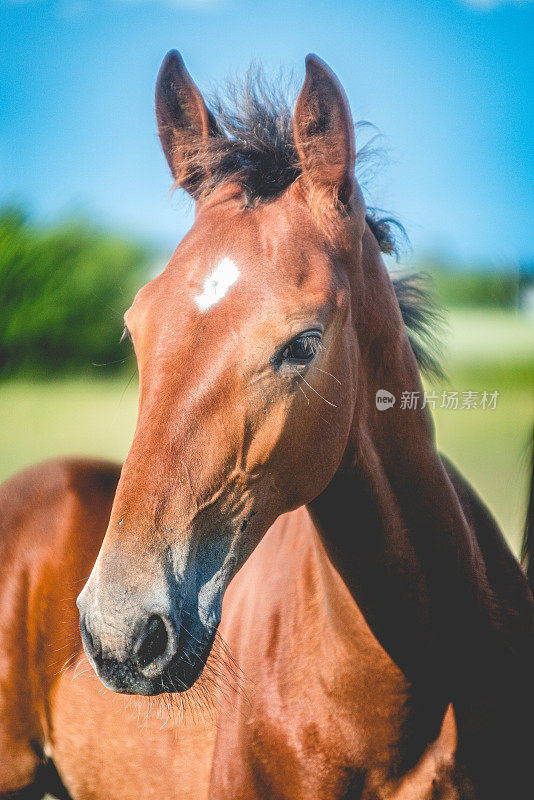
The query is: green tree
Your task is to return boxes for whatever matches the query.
[0,207,150,377]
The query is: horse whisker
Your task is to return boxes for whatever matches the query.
[316,366,341,385]
[296,372,337,408]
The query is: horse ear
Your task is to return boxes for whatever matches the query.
[293,55,355,207]
[155,50,219,197]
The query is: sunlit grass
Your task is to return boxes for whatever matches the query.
[0,374,139,480]
[431,386,532,554]
[428,308,533,552]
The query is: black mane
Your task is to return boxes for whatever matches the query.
[390,272,445,380]
[196,69,444,378]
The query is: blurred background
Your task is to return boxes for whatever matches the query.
[0,0,532,551]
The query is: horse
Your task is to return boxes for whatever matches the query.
[1,52,533,800]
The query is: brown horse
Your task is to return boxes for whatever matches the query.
[1,53,533,800]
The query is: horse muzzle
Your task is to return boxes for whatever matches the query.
[77,594,215,695]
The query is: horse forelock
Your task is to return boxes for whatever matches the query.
[173,68,391,230]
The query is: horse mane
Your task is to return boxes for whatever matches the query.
[190,68,444,378]
[389,272,445,380]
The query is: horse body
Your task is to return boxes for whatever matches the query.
[49,669,215,800]
[0,458,457,800]
[214,505,457,800]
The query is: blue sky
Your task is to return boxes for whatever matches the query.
[1,0,533,266]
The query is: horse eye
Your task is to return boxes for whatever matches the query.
[281,332,321,363]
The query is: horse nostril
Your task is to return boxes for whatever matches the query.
[134,614,170,671]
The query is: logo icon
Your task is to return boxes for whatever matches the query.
[376,389,396,411]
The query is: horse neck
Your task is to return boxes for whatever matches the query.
[307,226,534,794]
[309,226,471,683]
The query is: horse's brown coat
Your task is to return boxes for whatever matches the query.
[0,53,532,799]
[0,458,459,800]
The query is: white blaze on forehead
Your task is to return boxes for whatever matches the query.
[195,257,240,312]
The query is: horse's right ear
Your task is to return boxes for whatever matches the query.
[293,55,355,208]
[155,51,219,197]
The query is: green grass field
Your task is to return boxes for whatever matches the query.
[428,310,533,552]
[0,310,532,553]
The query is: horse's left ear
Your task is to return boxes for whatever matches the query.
[293,55,355,207]
[155,50,220,197]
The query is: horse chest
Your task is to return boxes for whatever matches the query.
[210,641,413,800]
[211,512,448,799]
